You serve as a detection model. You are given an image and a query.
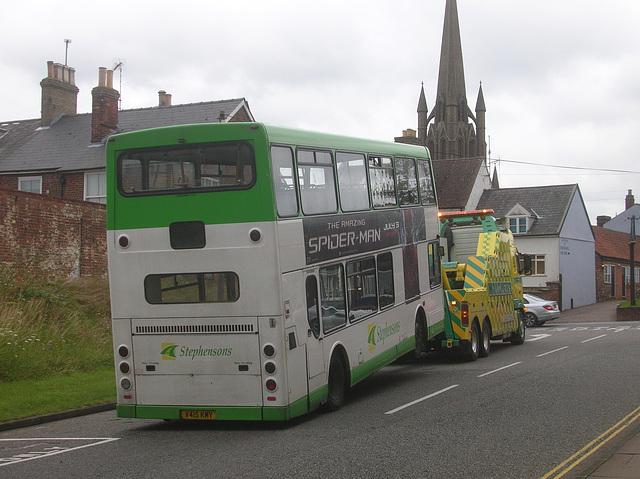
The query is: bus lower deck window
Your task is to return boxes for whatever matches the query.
[144,272,239,304]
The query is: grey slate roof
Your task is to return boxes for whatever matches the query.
[0,99,252,174]
[432,157,483,210]
[476,184,578,236]
[0,119,41,161]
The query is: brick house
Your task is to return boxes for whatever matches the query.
[0,61,254,204]
[593,226,640,302]
[0,61,254,277]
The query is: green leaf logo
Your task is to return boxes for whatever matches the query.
[367,323,377,352]
[161,343,178,360]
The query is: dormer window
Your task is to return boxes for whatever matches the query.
[506,203,534,234]
[509,216,527,234]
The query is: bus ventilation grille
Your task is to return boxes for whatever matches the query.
[134,324,255,334]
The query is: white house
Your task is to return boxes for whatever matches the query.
[477,184,595,310]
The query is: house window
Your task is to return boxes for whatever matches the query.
[624,266,631,283]
[509,217,527,234]
[18,176,42,194]
[529,254,546,275]
[636,268,640,283]
[85,171,106,204]
[603,265,613,284]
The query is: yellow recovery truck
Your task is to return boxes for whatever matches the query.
[434,209,527,361]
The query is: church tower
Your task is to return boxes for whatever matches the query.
[399,0,493,211]
[416,0,487,163]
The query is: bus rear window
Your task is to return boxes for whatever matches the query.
[118,142,255,195]
[144,273,239,304]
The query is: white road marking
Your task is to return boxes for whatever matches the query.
[528,333,552,342]
[581,334,608,343]
[537,346,569,357]
[385,384,459,415]
[0,438,119,467]
[477,362,522,378]
[610,326,631,333]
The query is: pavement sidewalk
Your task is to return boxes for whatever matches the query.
[549,299,640,478]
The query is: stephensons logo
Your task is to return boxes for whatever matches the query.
[161,343,232,360]
[367,321,401,352]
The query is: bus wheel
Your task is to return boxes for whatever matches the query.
[462,321,480,362]
[413,313,427,359]
[325,354,347,412]
[510,310,526,345]
[479,318,491,358]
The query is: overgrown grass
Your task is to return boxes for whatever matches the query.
[0,267,115,421]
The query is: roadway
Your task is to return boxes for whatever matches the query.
[1,310,639,478]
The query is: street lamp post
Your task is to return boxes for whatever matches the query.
[631,215,637,306]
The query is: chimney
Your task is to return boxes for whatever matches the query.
[626,189,635,210]
[40,60,79,126]
[596,215,611,227]
[91,67,120,143]
[403,129,417,138]
[158,90,172,107]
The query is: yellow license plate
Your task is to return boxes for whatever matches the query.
[180,410,216,420]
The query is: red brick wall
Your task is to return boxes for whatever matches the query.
[596,255,640,302]
[0,172,85,201]
[525,281,561,307]
[0,188,106,278]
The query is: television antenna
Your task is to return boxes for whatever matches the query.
[113,60,125,110]
[64,39,72,66]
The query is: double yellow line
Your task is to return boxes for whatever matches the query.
[543,404,640,478]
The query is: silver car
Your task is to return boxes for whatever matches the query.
[523,293,560,327]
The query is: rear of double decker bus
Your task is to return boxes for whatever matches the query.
[107,123,296,421]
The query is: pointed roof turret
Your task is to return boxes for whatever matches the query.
[434,0,467,123]
[475,81,486,112]
[417,82,428,144]
[491,166,500,189]
[417,82,428,114]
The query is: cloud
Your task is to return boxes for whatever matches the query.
[1,0,639,219]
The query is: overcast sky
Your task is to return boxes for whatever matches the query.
[2,0,639,224]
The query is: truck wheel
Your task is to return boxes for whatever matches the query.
[510,311,526,345]
[479,318,491,358]
[462,321,480,362]
[325,354,347,412]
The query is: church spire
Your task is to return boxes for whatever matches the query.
[435,0,467,124]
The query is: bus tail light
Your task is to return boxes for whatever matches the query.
[249,228,262,243]
[263,344,275,358]
[461,302,469,328]
[266,379,277,391]
[118,235,130,248]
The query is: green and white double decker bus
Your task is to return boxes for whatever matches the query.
[107,122,444,421]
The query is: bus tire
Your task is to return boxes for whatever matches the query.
[462,320,480,362]
[510,310,526,345]
[479,318,491,358]
[325,353,347,412]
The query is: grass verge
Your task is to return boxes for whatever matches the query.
[0,268,114,423]
[0,368,115,423]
